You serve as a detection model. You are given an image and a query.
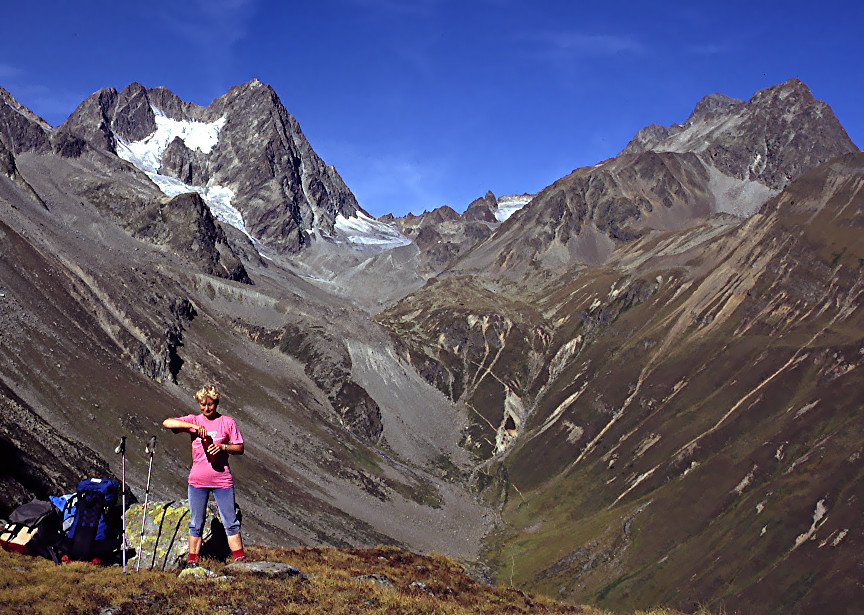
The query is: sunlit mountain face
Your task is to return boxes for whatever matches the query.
[0,78,861,614]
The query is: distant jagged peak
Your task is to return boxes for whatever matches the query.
[0,86,52,132]
[396,192,534,228]
[619,94,745,156]
[400,205,461,223]
[748,76,815,107]
[207,78,287,120]
[685,92,745,124]
[0,85,53,158]
[621,79,840,156]
[620,78,858,190]
[222,77,272,98]
[57,86,122,152]
[464,192,498,223]
[142,85,206,122]
[620,123,670,155]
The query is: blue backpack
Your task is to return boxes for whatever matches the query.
[64,477,122,562]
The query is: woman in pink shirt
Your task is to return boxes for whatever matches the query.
[162,384,245,566]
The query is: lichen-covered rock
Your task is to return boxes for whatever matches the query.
[125,500,194,571]
[178,566,226,580]
[125,499,238,570]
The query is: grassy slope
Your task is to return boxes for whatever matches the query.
[0,545,708,615]
[482,155,864,614]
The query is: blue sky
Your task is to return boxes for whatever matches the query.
[1,0,861,218]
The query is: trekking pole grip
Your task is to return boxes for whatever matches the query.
[145,436,156,455]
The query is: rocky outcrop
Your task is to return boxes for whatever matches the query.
[0,89,50,206]
[66,168,249,285]
[0,138,15,178]
[245,321,383,442]
[0,138,45,208]
[145,192,250,284]
[132,296,197,383]
[159,137,210,185]
[464,191,499,223]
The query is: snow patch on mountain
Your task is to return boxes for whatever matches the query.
[333,211,412,248]
[495,195,532,222]
[116,107,224,173]
[115,107,251,239]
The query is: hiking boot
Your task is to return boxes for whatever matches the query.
[185,561,199,569]
[233,555,247,563]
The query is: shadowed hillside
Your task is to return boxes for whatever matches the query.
[379,152,864,614]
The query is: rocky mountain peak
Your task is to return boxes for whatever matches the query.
[112,82,156,142]
[685,92,744,123]
[0,86,52,132]
[57,79,361,254]
[56,87,120,152]
[454,79,858,282]
[620,78,858,190]
[619,123,670,155]
[748,76,814,107]
[145,85,201,121]
[0,86,52,155]
[464,191,499,222]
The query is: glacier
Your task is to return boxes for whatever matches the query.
[114,106,252,240]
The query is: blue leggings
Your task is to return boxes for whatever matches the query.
[187,485,240,537]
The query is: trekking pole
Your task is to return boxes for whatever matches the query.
[114,436,127,573]
[136,436,156,572]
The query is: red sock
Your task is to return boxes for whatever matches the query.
[232,548,245,561]
[187,552,199,563]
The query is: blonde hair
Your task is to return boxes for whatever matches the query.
[194,384,220,405]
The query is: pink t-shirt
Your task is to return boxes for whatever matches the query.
[178,413,244,488]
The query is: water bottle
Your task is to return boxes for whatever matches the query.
[201,433,216,463]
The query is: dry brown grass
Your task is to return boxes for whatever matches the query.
[0,545,700,615]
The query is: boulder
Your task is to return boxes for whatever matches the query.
[225,561,304,579]
[124,499,231,571]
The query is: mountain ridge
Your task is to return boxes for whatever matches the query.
[441,79,857,283]
[57,79,362,254]
[0,77,862,615]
